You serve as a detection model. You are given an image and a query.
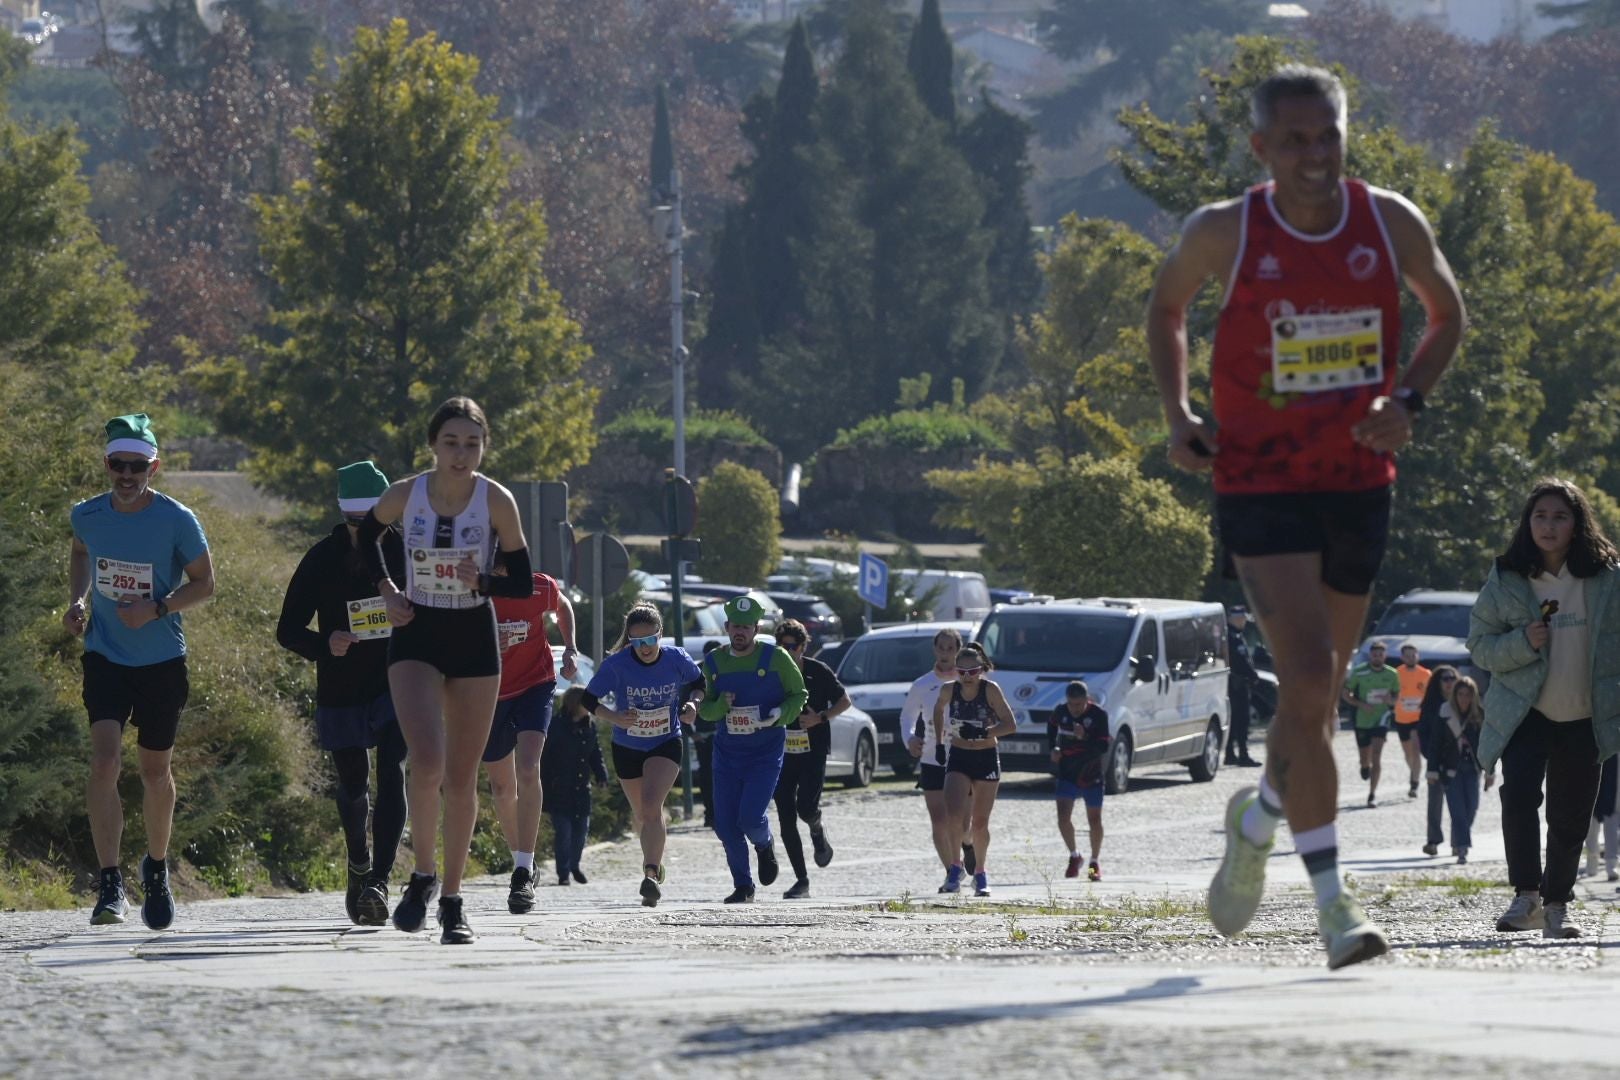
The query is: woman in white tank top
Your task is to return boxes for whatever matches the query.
[356,396,535,945]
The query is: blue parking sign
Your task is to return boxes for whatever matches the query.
[857,552,888,609]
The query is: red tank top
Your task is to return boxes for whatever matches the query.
[493,573,562,699]
[1211,179,1402,495]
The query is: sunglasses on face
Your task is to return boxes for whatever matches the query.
[775,638,805,651]
[1440,674,1457,682]
[106,457,152,474]
[956,666,982,676]
[628,633,660,648]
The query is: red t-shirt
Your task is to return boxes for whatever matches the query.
[1211,179,1403,495]
[493,573,562,699]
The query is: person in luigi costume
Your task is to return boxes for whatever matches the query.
[697,595,808,903]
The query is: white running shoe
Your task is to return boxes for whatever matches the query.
[1208,786,1272,937]
[1495,891,1545,932]
[1543,903,1581,939]
[1318,894,1389,970]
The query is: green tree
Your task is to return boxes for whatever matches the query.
[958,95,1042,359]
[194,20,596,504]
[1538,0,1620,29]
[696,462,783,587]
[907,0,955,128]
[1014,456,1212,598]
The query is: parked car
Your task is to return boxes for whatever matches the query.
[1353,589,1481,680]
[836,621,978,778]
[990,587,1033,606]
[776,555,859,582]
[813,637,854,672]
[897,569,992,622]
[19,17,48,44]
[639,590,730,655]
[977,598,1229,793]
[767,591,843,644]
[677,584,782,631]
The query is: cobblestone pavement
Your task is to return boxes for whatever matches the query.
[6,734,1619,1078]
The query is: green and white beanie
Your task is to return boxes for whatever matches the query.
[104,414,159,460]
[337,461,389,513]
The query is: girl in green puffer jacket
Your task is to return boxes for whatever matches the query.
[1467,479,1620,941]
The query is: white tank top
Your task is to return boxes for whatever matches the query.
[402,474,495,609]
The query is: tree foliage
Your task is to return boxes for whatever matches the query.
[193,20,596,504]
[696,461,783,587]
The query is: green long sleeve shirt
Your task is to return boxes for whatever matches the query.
[697,643,809,726]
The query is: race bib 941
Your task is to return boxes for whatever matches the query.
[1272,310,1383,392]
[409,547,479,595]
[95,558,153,602]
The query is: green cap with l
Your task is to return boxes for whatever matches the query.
[724,595,763,625]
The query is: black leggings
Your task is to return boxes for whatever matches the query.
[330,722,409,879]
[774,750,828,882]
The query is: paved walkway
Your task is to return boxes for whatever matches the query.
[8,737,1619,1077]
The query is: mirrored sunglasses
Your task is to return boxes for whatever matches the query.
[628,633,660,648]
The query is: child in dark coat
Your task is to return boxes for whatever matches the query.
[542,687,609,885]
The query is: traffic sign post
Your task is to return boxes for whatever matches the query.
[664,470,701,821]
[577,533,631,664]
[858,551,888,634]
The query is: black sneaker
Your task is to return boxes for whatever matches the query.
[91,871,128,926]
[1408,782,1419,799]
[755,842,779,887]
[558,872,571,886]
[723,886,756,904]
[640,875,661,908]
[140,855,174,931]
[392,872,438,933]
[437,895,475,945]
[508,866,536,914]
[571,868,588,885]
[355,879,389,926]
[810,825,834,869]
[963,844,978,876]
[1360,765,1371,781]
[345,863,369,924]
[783,878,810,900]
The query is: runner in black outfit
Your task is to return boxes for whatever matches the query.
[276,461,409,925]
[773,619,852,899]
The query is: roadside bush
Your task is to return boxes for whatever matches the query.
[695,462,782,587]
[600,408,770,459]
[831,405,1008,454]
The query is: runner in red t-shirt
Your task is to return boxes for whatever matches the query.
[480,571,578,913]
[1146,65,1465,970]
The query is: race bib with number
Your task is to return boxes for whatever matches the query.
[726,705,766,736]
[1368,689,1394,705]
[497,619,530,653]
[95,558,153,602]
[626,707,672,740]
[1272,310,1383,392]
[785,728,812,754]
[410,547,480,596]
[1399,696,1421,713]
[346,596,392,641]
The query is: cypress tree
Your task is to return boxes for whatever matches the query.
[959,95,1042,337]
[907,0,955,129]
[650,83,674,204]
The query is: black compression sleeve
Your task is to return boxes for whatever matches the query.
[580,691,602,714]
[479,547,535,597]
[683,677,706,699]
[356,510,394,591]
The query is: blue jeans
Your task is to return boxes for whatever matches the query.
[549,811,589,877]
[712,731,785,890]
[1445,764,1481,852]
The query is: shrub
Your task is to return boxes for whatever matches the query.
[599,408,770,458]
[831,405,1008,453]
[695,462,783,587]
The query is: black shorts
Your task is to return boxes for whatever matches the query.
[1216,486,1393,596]
[388,603,499,679]
[612,737,682,780]
[314,691,398,752]
[1354,726,1388,748]
[1393,723,1416,742]
[481,681,556,763]
[917,762,947,792]
[946,745,1001,783]
[82,651,189,752]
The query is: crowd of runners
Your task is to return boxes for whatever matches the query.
[62,65,1620,968]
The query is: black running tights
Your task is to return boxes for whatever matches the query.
[330,723,408,878]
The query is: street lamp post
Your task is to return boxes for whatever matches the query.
[666,167,687,479]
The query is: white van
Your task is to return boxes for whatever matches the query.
[975,598,1229,792]
[898,569,992,623]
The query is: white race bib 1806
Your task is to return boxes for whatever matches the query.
[347,596,392,640]
[95,558,153,602]
[409,546,479,596]
[1272,310,1383,392]
[626,707,672,740]
[726,705,766,736]
[785,728,812,754]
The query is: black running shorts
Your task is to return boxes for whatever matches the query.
[388,603,499,679]
[1215,486,1393,597]
[612,737,682,780]
[82,651,189,752]
[946,745,1001,783]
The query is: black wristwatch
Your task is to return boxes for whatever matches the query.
[154,599,169,619]
[1394,387,1426,415]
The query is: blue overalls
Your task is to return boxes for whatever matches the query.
[707,644,789,890]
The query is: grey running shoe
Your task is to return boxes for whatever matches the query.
[640,875,661,908]
[1495,892,1545,932]
[91,873,128,926]
[1207,786,1272,937]
[1542,902,1580,939]
[355,879,389,926]
[140,855,174,931]
[1318,895,1389,970]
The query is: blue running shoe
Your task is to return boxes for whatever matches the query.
[940,864,964,894]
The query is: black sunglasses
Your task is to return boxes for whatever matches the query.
[106,457,153,474]
[775,638,805,651]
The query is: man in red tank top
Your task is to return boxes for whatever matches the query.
[1147,65,1466,970]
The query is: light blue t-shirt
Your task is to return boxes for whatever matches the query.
[71,491,209,668]
[587,645,702,750]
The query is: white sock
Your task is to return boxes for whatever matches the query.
[1295,823,1342,908]
[513,851,534,871]
[1072,850,1081,859]
[1240,775,1284,846]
